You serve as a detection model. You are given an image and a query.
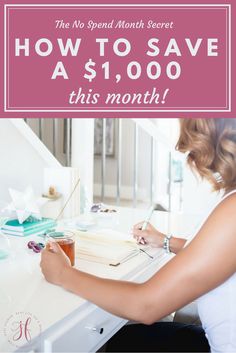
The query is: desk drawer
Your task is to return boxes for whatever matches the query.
[44,306,126,352]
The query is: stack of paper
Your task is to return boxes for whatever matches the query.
[75,229,139,266]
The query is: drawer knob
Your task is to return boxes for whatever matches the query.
[85,326,104,334]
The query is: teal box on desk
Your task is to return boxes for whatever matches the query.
[1,218,56,236]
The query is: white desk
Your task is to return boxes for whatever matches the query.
[0,208,198,353]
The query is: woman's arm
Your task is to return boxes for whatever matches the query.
[40,194,236,325]
[169,237,187,254]
[132,222,186,254]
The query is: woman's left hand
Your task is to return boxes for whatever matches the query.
[40,242,71,286]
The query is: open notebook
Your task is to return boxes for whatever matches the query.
[75,229,140,266]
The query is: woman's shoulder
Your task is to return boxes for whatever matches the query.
[201,191,236,241]
[183,191,236,279]
[214,191,236,214]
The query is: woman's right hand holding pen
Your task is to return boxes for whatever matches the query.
[132,222,187,254]
[132,222,165,247]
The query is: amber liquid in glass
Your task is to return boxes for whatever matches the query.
[57,238,75,266]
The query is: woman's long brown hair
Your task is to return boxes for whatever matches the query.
[176,119,236,191]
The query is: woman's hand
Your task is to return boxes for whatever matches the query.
[40,242,71,286]
[132,222,165,247]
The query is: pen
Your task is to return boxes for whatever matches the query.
[141,205,155,230]
[136,205,155,245]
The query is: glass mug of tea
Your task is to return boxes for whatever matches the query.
[46,231,75,266]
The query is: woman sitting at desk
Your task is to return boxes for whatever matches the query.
[41,118,236,352]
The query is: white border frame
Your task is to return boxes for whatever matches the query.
[4,3,232,113]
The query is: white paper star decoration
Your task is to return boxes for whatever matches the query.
[5,186,48,224]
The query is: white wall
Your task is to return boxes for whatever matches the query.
[4,117,220,220]
[154,119,221,216]
[94,118,221,219]
[0,119,61,204]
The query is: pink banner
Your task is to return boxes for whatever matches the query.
[1,1,234,117]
